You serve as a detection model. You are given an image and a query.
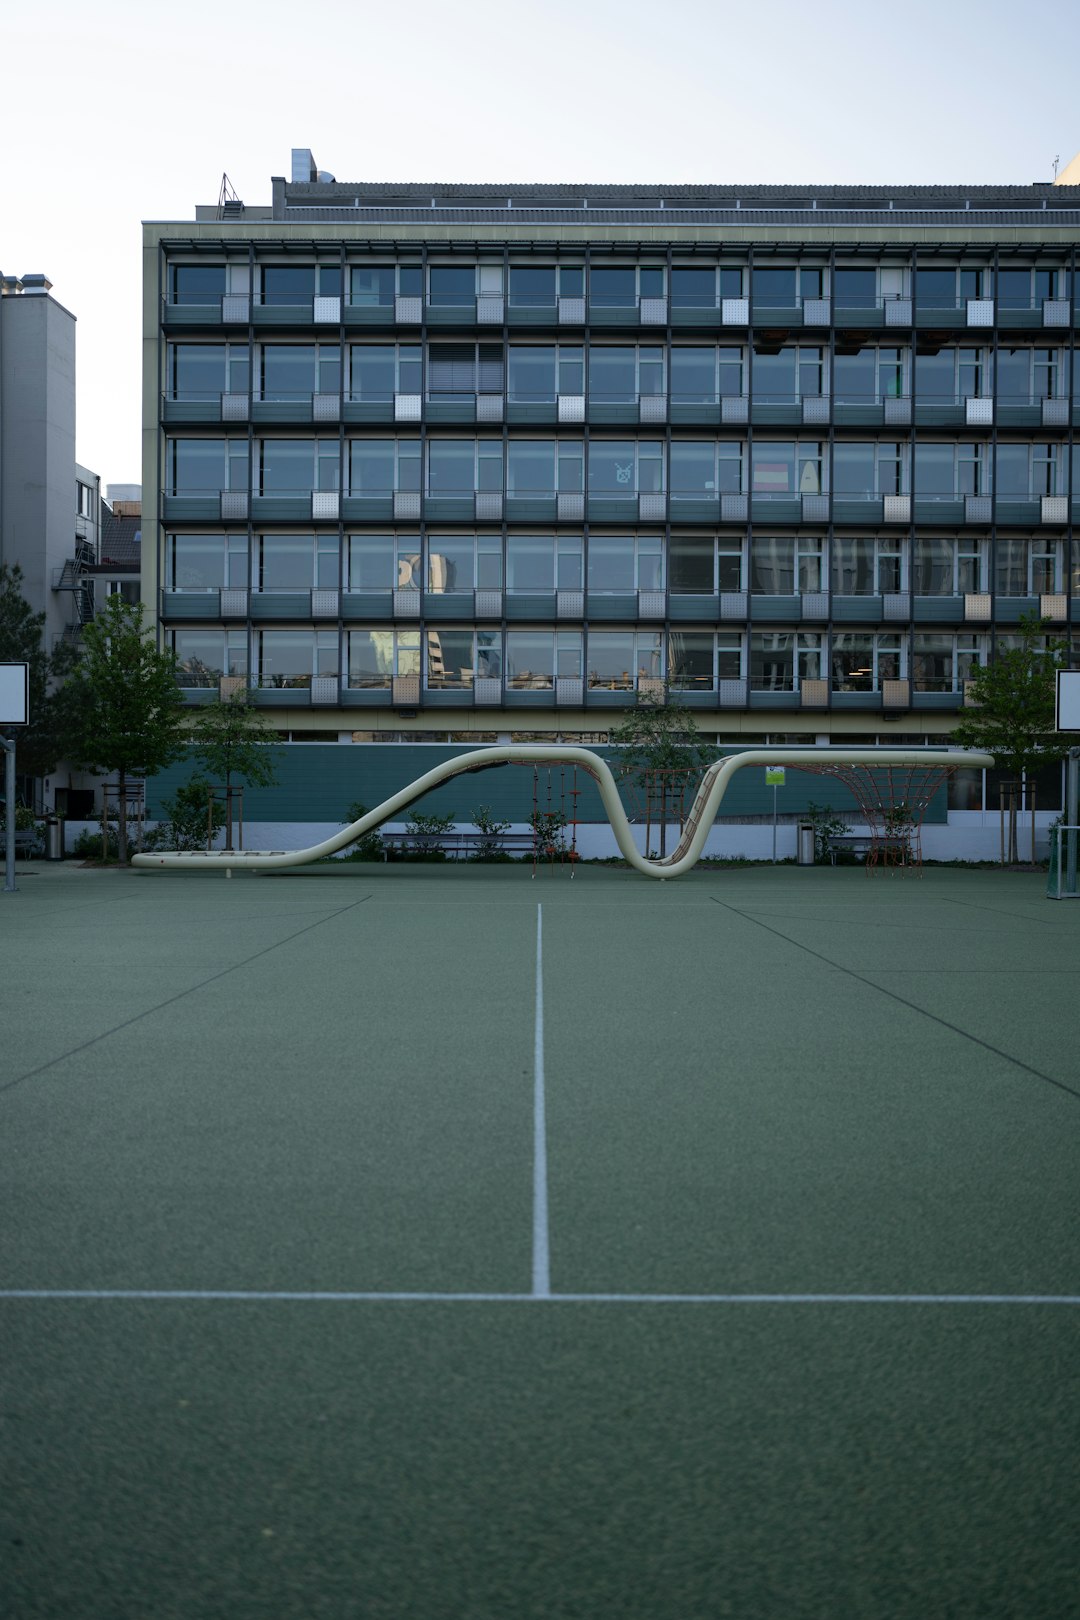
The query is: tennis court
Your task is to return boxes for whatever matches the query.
[2,861,1078,1618]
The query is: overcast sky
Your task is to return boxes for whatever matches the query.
[2,0,1077,488]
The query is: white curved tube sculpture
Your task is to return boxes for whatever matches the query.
[132,746,995,880]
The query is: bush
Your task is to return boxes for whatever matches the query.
[399,811,456,860]
[71,820,119,861]
[805,801,849,864]
[338,802,385,862]
[531,808,567,860]
[143,776,224,852]
[470,804,512,861]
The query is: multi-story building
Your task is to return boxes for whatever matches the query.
[142,151,1080,849]
[0,274,98,648]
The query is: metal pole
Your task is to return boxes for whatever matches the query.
[772,782,778,863]
[3,737,17,893]
[1067,748,1080,895]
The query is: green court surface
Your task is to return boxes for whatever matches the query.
[1,862,1078,1619]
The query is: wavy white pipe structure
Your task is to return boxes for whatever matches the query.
[131,746,995,880]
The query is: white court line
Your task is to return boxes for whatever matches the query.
[1,1290,1079,1306]
[533,903,550,1298]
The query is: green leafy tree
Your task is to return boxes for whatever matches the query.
[951,612,1069,863]
[187,686,281,849]
[146,775,225,853]
[0,562,79,779]
[609,687,714,857]
[64,595,187,863]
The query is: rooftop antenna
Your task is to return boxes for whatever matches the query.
[1052,154,1060,181]
[217,173,244,220]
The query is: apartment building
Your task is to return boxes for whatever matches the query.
[142,152,1079,841]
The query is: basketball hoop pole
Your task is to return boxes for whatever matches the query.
[3,735,16,893]
[1067,748,1079,895]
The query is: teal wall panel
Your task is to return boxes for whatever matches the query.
[146,744,947,826]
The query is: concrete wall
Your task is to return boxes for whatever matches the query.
[0,290,78,644]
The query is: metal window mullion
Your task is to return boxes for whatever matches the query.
[746,242,754,597]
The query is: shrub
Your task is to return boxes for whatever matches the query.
[144,776,224,852]
[805,801,849,864]
[339,802,385,862]
[470,804,512,861]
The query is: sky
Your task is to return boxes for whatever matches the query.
[2,0,1078,488]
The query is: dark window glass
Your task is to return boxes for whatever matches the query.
[429,267,475,306]
[833,269,877,308]
[509,267,556,306]
[916,269,960,310]
[997,270,1032,310]
[173,265,226,305]
[262,266,317,305]
[590,268,636,307]
[350,266,395,307]
[671,269,716,308]
[670,349,717,402]
[753,268,797,308]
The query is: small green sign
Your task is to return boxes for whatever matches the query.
[765,767,786,787]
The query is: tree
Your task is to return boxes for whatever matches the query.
[609,688,714,857]
[0,563,79,780]
[187,687,281,849]
[64,595,187,863]
[951,612,1069,863]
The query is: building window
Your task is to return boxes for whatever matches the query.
[259,265,341,305]
[670,442,744,499]
[669,267,743,309]
[348,629,420,687]
[170,264,227,305]
[350,264,422,307]
[505,534,583,593]
[256,439,339,495]
[831,633,904,692]
[254,534,339,591]
[751,346,826,404]
[751,442,825,496]
[507,265,584,307]
[349,441,421,497]
[170,628,247,686]
[587,631,663,690]
[751,537,824,595]
[833,442,908,498]
[506,345,583,403]
[669,346,745,405]
[259,345,340,401]
[168,439,248,495]
[170,343,250,400]
[831,538,905,595]
[587,535,662,593]
[256,629,338,688]
[506,631,583,689]
[506,441,583,498]
[668,631,743,691]
[750,632,823,691]
[913,538,984,596]
[589,346,665,403]
[587,441,664,496]
[833,347,907,405]
[167,534,248,591]
[427,535,503,593]
[346,534,421,593]
[425,628,501,689]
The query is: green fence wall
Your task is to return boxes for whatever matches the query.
[146,746,948,826]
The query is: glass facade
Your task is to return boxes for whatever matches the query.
[157,212,1079,740]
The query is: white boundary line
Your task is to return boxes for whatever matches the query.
[1,1290,1078,1305]
[533,904,550,1298]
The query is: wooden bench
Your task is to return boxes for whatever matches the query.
[382,831,542,861]
[826,832,912,867]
